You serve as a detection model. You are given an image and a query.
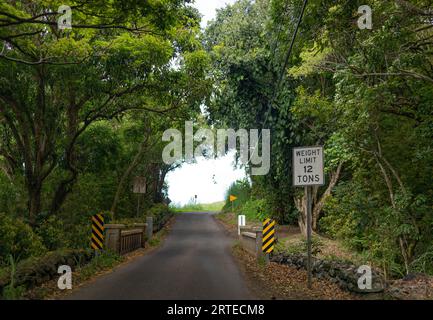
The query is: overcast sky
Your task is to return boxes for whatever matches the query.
[166,0,243,206]
[194,0,236,28]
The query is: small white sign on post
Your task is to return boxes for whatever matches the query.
[292,146,325,187]
[133,177,147,194]
[238,215,246,235]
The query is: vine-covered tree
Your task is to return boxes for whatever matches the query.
[204,0,433,275]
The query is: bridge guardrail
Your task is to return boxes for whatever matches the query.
[104,220,151,255]
[120,228,145,255]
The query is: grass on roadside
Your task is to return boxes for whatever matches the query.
[220,210,362,266]
[275,233,364,266]
[172,201,225,213]
[215,210,261,227]
[22,251,123,300]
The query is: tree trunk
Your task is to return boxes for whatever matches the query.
[312,162,343,230]
[294,192,307,237]
[28,179,42,226]
[111,138,149,216]
[294,162,343,236]
[49,96,79,215]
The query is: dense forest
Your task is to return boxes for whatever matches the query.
[0,0,432,297]
[210,0,433,277]
[0,0,209,267]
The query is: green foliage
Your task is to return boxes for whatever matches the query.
[2,283,26,300]
[0,213,46,265]
[147,204,174,231]
[223,179,251,212]
[77,251,123,280]
[0,249,94,297]
[77,122,123,174]
[257,255,268,268]
[242,199,269,222]
[276,237,324,256]
[36,216,69,251]
[303,237,324,256]
[172,198,205,212]
[411,246,433,275]
[200,201,225,212]
[206,0,433,277]
[0,0,209,226]
[0,0,432,288]
[148,237,162,247]
[320,180,432,277]
[0,174,26,216]
[2,256,25,300]
[172,201,225,213]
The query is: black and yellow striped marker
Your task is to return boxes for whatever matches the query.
[91,214,104,250]
[262,218,276,254]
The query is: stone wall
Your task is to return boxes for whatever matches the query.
[271,253,385,293]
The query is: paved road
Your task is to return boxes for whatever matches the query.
[66,213,254,300]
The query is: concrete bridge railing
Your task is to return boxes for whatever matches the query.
[238,225,264,259]
[104,217,153,255]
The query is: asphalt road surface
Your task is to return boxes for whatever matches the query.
[66,212,254,300]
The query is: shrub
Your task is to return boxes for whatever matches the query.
[36,215,70,251]
[2,255,25,300]
[242,199,269,222]
[222,179,251,212]
[276,237,324,256]
[319,181,411,278]
[410,246,433,275]
[0,174,25,216]
[147,204,174,232]
[0,249,94,296]
[77,251,122,280]
[0,213,46,265]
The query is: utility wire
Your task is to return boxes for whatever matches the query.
[276,0,309,92]
[249,0,309,165]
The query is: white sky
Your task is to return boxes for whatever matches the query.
[167,152,247,206]
[194,0,236,29]
[166,0,243,206]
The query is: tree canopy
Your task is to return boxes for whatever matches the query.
[204,0,433,276]
[0,0,432,279]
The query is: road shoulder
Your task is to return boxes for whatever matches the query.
[213,213,358,300]
[29,217,175,300]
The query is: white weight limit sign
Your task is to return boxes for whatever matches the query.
[292,146,325,187]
